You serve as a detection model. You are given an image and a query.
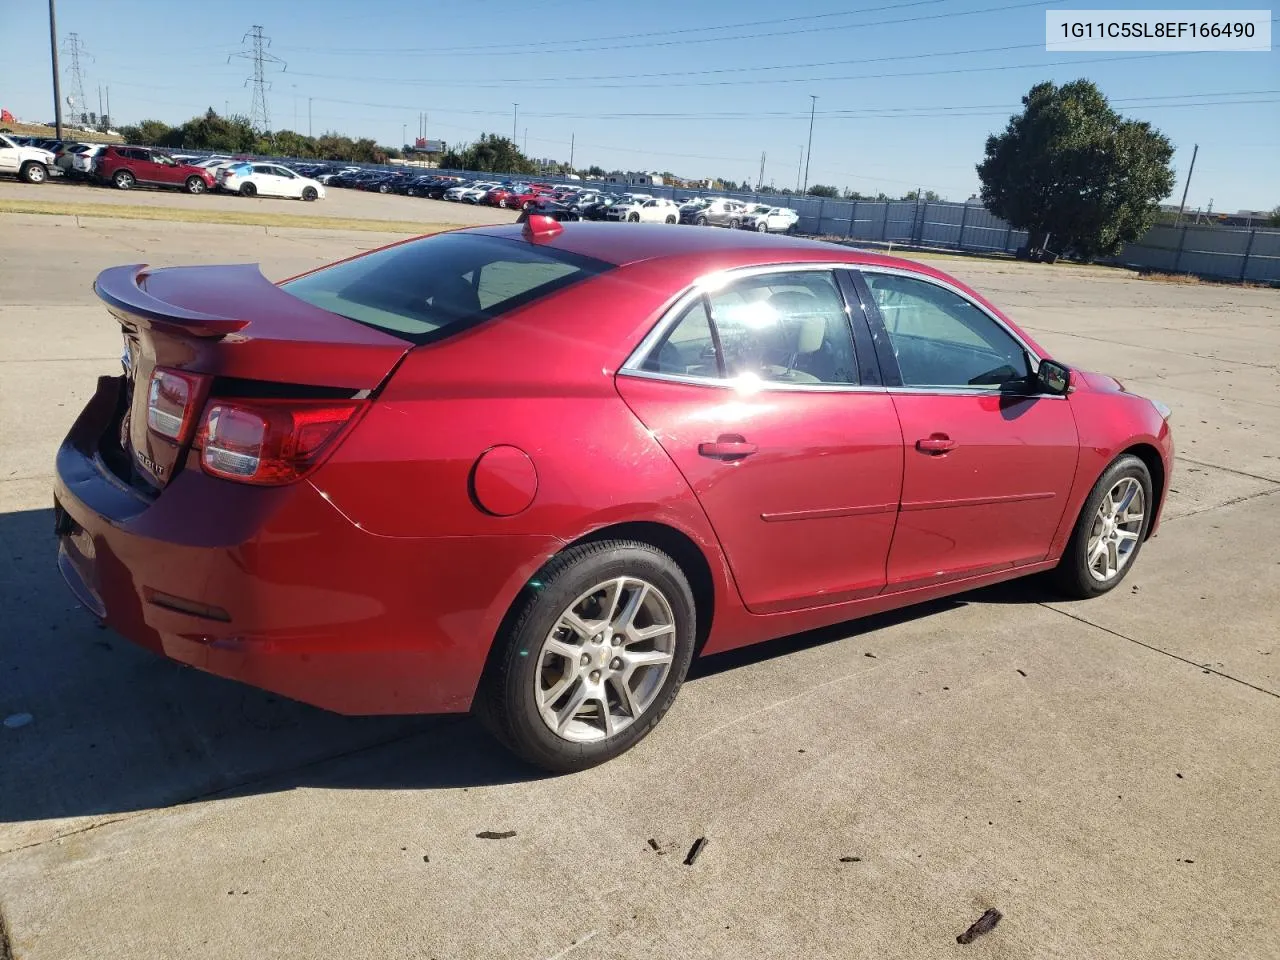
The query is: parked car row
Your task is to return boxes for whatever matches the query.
[5,136,802,231]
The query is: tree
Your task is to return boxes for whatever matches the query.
[901,189,940,201]
[120,119,176,146]
[1268,205,1280,227]
[806,184,839,198]
[445,133,536,174]
[977,79,1175,258]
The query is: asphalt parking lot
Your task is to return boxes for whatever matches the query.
[1,212,1278,960]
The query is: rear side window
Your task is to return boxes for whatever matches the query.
[641,271,859,386]
[281,233,612,343]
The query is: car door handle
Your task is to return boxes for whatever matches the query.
[916,435,957,454]
[699,435,758,460]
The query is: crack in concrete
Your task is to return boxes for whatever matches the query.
[1174,456,1280,486]
[1042,605,1280,702]
[1165,485,1280,522]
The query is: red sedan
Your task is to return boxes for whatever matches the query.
[54,219,1173,772]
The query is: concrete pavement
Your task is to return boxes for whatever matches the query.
[1,216,1277,959]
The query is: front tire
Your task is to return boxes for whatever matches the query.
[756,220,768,232]
[1053,454,1153,599]
[185,176,206,195]
[20,161,48,184]
[302,186,318,201]
[665,214,677,224]
[627,212,640,222]
[478,540,696,773]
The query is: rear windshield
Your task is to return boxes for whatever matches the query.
[281,233,611,344]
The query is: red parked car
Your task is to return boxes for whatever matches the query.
[94,145,216,194]
[54,220,1173,772]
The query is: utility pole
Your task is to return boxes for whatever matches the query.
[802,94,817,195]
[569,133,575,169]
[308,97,313,137]
[758,151,766,190]
[795,145,803,193]
[402,123,407,148]
[47,0,63,139]
[104,86,110,128]
[230,26,286,133]
[97,85,103,124]
[512,103,518,143]
[523,127,527,153]
[1175,143,1198,224]
[292,84,298,132]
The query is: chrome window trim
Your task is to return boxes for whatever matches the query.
[620,367,890,395]
[855,264,1044,366]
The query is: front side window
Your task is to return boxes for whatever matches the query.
[863,272,1032,388]
[641,271,858,386]
[282,233,611,343]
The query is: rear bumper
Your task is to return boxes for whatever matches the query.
[53,377,561,715]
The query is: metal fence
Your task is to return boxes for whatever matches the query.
[164,151,1280,284]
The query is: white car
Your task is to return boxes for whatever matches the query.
[459,181,499,203]
[217,161,326,201]
[603,194,656,221]
[609,196,679,223]
[0,134,55,183]
[743,206,801,233]
[69,143,106,176]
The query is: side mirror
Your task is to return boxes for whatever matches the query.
[1037,359,1071,395]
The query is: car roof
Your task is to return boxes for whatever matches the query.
[466,221,926,273]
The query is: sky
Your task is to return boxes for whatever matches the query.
[2,0,1277,211]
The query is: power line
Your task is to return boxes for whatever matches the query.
[277,0,1056,58]
[229,26,286,132]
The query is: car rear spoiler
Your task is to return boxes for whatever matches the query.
[94,263,251,338]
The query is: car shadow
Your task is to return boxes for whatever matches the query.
[1,504,1032,829]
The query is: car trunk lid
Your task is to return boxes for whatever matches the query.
[95,262,411,490]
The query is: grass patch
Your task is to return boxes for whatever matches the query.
[1,121,122,143]
[1137,270,1202,285]
[0,198,457,235]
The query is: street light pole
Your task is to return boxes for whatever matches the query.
[308,97,313,138]
[802,94,817,195]
[512,103,518,143]
[48,0,64,139]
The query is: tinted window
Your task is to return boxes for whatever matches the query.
[863,273,1032,388]
[282,233,611,343]
[642,271,858,386]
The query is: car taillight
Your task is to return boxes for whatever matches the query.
[195,399,366,485]
[147,368,205,441]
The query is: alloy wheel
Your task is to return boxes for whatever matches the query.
[1086,477,1145,581]
[533,576,677,743]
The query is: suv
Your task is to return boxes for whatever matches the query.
[94,146,216,194]
[681,197,748,228]
[0,134,55,184]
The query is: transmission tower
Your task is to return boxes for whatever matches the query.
[229,26,286,133]
[61,33,92,125]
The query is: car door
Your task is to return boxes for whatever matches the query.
[145,151,180,185]
[270,165,302,197]
[0,135,19,174]
[616,267,903,614]
[854,269,1079,591]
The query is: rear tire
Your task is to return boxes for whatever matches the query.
[239,182,257,198]
[627,212,640,222]
[185,176,206,195]
[1053,454,1153,599]
[112,169,135,190]
[478,540,696,773]
[302,186,318,201]
[20,161,48,184]
[695,215,707,226]
[729,218,741,229]
[665,214,677,224]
